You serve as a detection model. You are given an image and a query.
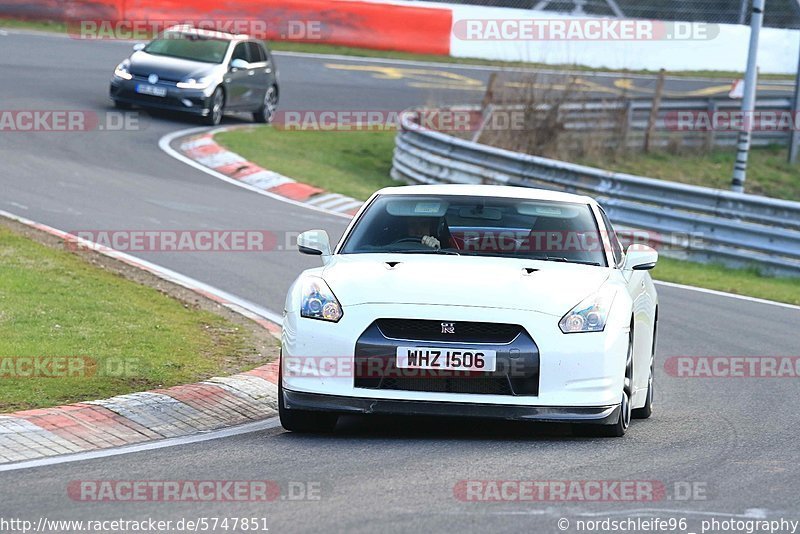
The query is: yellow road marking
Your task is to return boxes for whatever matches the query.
[614,78,788,97]
[325,63,484,91]
[325,63,790,98]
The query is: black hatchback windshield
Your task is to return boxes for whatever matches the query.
[144,32,230,63]
[341,195,608,266]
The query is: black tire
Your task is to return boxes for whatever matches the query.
[632,314,657,419]
[113,99,132,110]
[202,87,224,126]
[278,359,338,433]
[586,391,629,437]
[252,85,278,124]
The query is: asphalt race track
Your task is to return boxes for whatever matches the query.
[1,30,799,533]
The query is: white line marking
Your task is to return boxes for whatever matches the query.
[0,417,281,472]
[654,280,800,311]
[159,127,351,220]
[332,200,365,212]
[307,193,344,206]
[317,196,360,210]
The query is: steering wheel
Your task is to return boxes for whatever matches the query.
[389,237,423,245]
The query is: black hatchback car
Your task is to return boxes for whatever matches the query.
[110,25,279,125]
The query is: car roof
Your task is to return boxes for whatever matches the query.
[163,25,249,41]
[374,184,596,206]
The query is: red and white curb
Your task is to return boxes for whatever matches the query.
[0,209,282,466]
[178,127,365,217]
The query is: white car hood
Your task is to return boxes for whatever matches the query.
[321,255,611,316]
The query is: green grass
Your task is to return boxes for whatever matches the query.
[1,17,791,80]
[0,226,268,412]
[216,127,398,200]
[652,257,800,305]
[0,18,66,33]
[576,146,800,201]
[217,126,800,304]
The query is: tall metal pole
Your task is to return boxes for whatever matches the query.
[789,34,800,164]
[731,0,765,194]
[738,0,749,24]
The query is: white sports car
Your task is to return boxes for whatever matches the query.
[280,185,658,437]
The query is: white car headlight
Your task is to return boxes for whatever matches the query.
[176,76,213,89]
[559,287,616,334]
[300,278,343,322]
[114,60,133,80]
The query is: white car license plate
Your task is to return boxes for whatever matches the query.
[396,347,496,372]
[135,84,167,97]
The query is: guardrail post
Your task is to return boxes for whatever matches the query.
[788,36,800,164]
[620,100,633,150]
[705,99,718,152]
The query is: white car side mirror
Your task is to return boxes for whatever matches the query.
[298,230,332,264]
[230,58,250,71]
[623,244,658,271]
[133,43,146,52]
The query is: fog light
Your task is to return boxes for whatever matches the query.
[181,99,193,108]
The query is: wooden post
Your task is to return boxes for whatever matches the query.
[644,68,666,153]
[482,72,498,110]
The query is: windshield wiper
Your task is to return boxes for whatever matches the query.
[530,256,601,266]
[383,248,461,256]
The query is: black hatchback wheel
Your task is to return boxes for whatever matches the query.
[203,88,224,126]
[253,85,278,124]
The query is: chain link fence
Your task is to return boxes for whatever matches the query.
[416,0,800,29]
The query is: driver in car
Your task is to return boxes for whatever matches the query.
[406,217,450,250]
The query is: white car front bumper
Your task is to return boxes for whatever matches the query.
[281,303,629,422]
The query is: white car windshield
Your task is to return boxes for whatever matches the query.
[341,194,608,266]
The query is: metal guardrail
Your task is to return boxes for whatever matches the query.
[391,109,800,276]
[472,97,795,149]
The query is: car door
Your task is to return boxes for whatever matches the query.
[600,208,653,396]
[246,41,271,110]
[224,42,252,109]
